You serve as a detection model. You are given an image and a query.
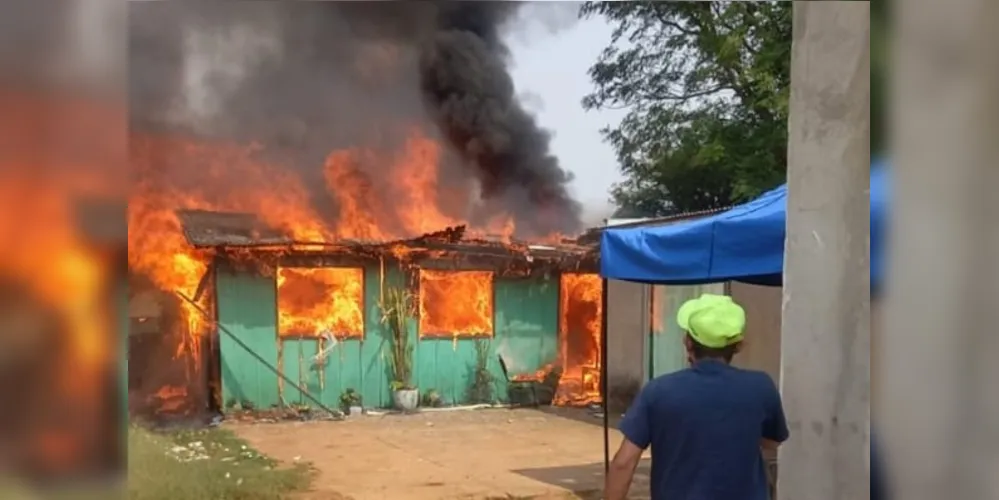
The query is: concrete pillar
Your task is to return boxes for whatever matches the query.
[883,0,999,498]
[777,3,870,500]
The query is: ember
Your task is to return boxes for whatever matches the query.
[151,385,189,414]
[419,270,494,337]
[277,267,364,338]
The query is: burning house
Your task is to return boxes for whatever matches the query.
[164,211,603,411]
[125,2,603,417]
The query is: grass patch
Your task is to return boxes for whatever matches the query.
[128,425,312,500]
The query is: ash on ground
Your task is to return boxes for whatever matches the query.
[224,405,345,424]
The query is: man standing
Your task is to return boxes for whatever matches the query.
[605,294,789,500]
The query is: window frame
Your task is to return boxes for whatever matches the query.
[416,268,496,339]
[274,265,367,341]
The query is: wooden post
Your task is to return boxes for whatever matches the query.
[778,3,871,499]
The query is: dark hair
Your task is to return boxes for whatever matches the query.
[686,334,739,363]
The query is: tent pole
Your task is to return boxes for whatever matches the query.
[601,277,610,474]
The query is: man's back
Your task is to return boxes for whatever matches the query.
[619,360,788,500]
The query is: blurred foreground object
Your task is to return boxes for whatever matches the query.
[778,2,870,500]
[884,0,999,498]
[0,0,125,490]
[0,124,125,487]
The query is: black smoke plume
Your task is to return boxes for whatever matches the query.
[129,1,582,236]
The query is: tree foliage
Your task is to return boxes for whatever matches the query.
[581,2,793,216]
[583,2,883,217]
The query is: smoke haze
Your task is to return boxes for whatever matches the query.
[129,1,583,237]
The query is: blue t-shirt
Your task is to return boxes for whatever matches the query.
[871,434,885,500]
[619,359,789,500]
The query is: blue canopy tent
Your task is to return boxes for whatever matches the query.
[595,160,888,477]
[599,160,888,287]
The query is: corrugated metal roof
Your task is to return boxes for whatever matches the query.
[176,209,292,248]
[577,206,732,245]
[605,217,654,227]
[604,206,732,229]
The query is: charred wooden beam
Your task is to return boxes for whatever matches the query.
[209,236,598,276]
[413,240,518,257]
[192,259,217,303]
[411,224,466,243]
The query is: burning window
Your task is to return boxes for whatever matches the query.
[418,270,494,337]
[277,267,364,339]
[557,273,603,405]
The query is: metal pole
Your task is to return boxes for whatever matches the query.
[647,284,655,381]
[176,291,342,417]
[601,277,610,473]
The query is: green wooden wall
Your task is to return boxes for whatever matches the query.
[217,265,561,410]
[648,283,726,379]
[217,269,281,408]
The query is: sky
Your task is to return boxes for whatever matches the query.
[506,12,627,227]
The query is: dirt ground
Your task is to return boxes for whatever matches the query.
[231,407,651,500]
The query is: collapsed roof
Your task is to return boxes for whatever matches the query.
[174,209,598,273]
[177,209,292,247]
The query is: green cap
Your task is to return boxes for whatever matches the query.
[677,293,746,348]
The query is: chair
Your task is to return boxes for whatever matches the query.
[497,354,539,406]
[497,355,563,407]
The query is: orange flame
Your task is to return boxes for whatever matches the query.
[129,129,518,344]
[555,273,603,405]
[0,90,115,375]
[323,131,514,241]
[510,363,555,383]
[128,126,536,411]
[129,135,331,363]
[277,267,365,338]
[418,270,494,337]
[0,179,110,375]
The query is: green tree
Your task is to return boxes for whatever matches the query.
[584,2,884,217]
[582,2,792,216]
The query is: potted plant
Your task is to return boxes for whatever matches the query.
[466,339,496,404]
[339,388,363,417]
[421,388,444,408]
[382,287,418,411]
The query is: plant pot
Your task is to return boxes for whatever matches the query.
[349,405,363,417]
[392,389,419,411]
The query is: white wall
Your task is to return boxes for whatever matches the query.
[730,282,783,384]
